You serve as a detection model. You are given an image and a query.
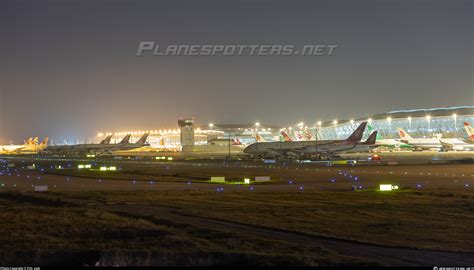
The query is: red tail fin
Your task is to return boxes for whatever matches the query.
[280,131,293,142]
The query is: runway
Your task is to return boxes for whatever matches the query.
[1,157,473,192]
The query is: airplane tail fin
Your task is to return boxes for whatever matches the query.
[295,132,304,141]
[345,122,367,143]
[119,134,131,144]
[232,138,242,145]
[303,129,314,140]
[100,135,112,144]
[24,137,33,146]
[136,133,149,145]
[280,131,293,142]
[397,128,412,140]
[255,133,266,142]
[32,137,39,145]
[367,124,383,140]
[464,122,474,139]
[38,137,49,149]
[364,131,377,145]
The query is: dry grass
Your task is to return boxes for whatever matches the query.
[62,189,474,251]
[0,192,368,266]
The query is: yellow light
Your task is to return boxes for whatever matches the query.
[108,166,117,171]
[244,178,250,184]
[407,116,412,121]
[100,166,107,171]
[85,164,91,169]
[167,157,173,161]
[350,119,354,124]
[333,120,338,125]
[452,114,457,118]
[387,117,392,121]
[317,121,322,126]
[426,115,431,120]
[78,164,84,169]
[379,184,392,191]
[97,133,104,137]
[368,118,372,123]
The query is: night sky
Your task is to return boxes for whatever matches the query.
[1,0,472,143]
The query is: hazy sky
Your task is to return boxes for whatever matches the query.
[1,0,473,143]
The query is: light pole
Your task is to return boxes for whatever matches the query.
[426,115,431,131]
[452,114,457,131]
[254,122,260,142]
[387,116,392,135]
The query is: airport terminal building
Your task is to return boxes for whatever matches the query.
[101,106,474,148]
[317,106,474,141]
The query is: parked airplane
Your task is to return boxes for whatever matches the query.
[303,127,377,155]
[0,137,35,153]
[397,128,442,150]
[397,128,473,151]
[0,137,49,154]
[366,125,412,150]
[114,133,149,151]
[244,122,369,158]
[439,139,474,151]
[438,123,474,151]
[46,133,148,155]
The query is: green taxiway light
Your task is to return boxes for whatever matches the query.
[379,184,399,191]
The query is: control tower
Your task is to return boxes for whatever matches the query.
[178,118,195,151]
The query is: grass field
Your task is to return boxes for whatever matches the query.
[57,189,474,252]
[0,192,371,266]
[1,159,474,265]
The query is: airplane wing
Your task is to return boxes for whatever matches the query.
[439,140,458,151]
